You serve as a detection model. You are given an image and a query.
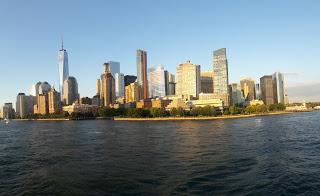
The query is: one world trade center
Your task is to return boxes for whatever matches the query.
[58,39,69,100]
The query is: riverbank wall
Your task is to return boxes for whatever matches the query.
[113,111,295,121]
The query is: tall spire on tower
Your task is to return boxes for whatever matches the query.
[61,35,64,50]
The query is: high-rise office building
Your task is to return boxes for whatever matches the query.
[229,83,244,106]
[30,82,51,97]
[102,61,123,99]
[100,63,115,107]
[124,75,137,86]
[34,94,49,115]
[165,71,176,96]
[168,82,176,96]
[260,75,274,105]
[164,71,176,96]
[2,103,15,119]
[201,71,214,93]
[125,82,141,103]
[176,61,200,99]
[240,77,255,101]
[16,93,36,118]
[255,83,261,100]
[148,65,165,98]
[48,87,61,114]
[103,61,120,78]
[38,82,51,95]
[58,40,69,99]
[63,76,79,105]
[213,48,229,94]
[96,79,101,95]
[137,49,148,99]
[272,72,285,104]
[115,73,125,98]
[30,82,41,96]
[213,48,230,106]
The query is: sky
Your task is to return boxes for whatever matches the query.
[0,0,320,107]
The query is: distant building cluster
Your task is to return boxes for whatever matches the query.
[1,42,289,119]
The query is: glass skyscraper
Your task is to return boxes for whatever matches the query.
[62,76,79,105]
[272,72,285,104]
[136,49,148,99]
[148,65,165,98]
[115,73,125,98]
[213,48,229,94]
[103,61,120,78]
[58,41,69,100]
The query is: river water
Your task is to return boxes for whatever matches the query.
[1,111,320,195]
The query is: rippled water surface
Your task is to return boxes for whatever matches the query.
[1,112,320,195]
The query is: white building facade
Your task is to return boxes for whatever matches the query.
[114,73,125,98]
[148,65,166,98]
[176,61,200,99]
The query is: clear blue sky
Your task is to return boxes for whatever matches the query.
[1,0,320,106]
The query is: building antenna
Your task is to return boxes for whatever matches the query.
[61,34,64,50]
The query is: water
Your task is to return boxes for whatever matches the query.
[1,112,320,195]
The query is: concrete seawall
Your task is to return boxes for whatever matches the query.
[113,112,294,121]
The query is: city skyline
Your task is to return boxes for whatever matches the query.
[1,0,320,106]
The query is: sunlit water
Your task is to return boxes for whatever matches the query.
[1,111,320,195]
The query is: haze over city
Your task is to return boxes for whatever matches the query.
[1,0,320,106]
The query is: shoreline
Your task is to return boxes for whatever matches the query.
[113,111,296,121]
[13,118,70,121]
[10,111,313,122]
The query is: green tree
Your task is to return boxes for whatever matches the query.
[150,108,168,117]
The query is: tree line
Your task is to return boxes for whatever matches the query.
[19,103,286,119]
[99,103,286,118]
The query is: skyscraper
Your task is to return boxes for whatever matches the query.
[16,93,36,118]
[102,61,120,78]
[164,71,176,96]
[30,82,51,97]
[38,82,51,95]
[115,73,125,98]
[212,48,230,106]
[148,65,165,98]
[240,77,255,101]
[255,83,261,100]
[272,72,285,104]
[34,94,49,115]
[229,83,244,106]
[96,79,101,95]
[213,48,229,94]
[58,40,69,99]
[100,63,115,107]
[2,103,15,119]
[137,49,148,99]
[260,75,274,105]
[48,87,61,114]
[30,82,41,96]
[63,76,79,105]
[125,82,141,103]
[176,61,201,99]
[124,75,137,86]
[200,71,214,93]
